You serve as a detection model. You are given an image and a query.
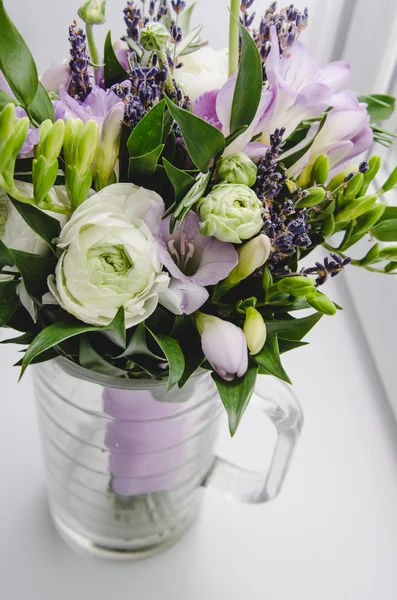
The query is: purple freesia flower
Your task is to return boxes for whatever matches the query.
[157,212,238,315]
[58,84,122,129]
[40,62,72,94]
[194,79,273,160]
[15,107,40,156]
[196,313,248,381]
[257,25,350,143]
[281,91,373,178]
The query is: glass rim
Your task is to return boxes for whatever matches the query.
[54,356,206,390]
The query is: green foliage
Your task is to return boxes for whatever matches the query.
[230,23,262,135]
[163,158,195,204]
[170,171,210,232]
[282,114,327,169]
[164,96,225,173]
[252,335,291,384]
[265,313,322,341]
[212,365,258,436]
[358,94,395,123]
[146,329,185,391]
[371,219,397,242]
[0,279,18,326]
[104,31,129,88]
[9,197,61,251]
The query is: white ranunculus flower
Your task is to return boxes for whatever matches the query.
[174,47,229,101]
[48,183,170,328]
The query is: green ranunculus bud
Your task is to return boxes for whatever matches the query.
[198,184,263,243]
[216,152,258,186]
[311,154,330,185]
[244,307,267,355]
[78,0,106,25]
[140,22,170,51]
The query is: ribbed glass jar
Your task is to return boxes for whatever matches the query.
[33,359,222,558]
[32,358,303,559]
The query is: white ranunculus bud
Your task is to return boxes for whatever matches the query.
[174,47,229,101]
[48,183,170,328]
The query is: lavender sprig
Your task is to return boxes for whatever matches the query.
[254,127,287,200]
[303,254,351,286]
[68,21,92,102]
[124,1,142,41]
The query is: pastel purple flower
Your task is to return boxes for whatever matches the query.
[194,76,273,161]
[196,314,248,382]
[157,212,238,315]
[58,84,122,129]
[40,62,72,93]
[14,107,39,156]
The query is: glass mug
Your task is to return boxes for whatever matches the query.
[32,358,303,559]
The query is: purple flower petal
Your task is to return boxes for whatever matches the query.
[41,63,72,93]
[320,61,351,94]
[159,279,209,315]
[193,89,222,129]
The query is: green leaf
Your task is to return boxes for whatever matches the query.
[335,194,378,224]
[0,0,38,105]
[20,309,130,375]
[282,114,327,170]
[212,365,258,436]
[0,279,18,326]
[10,197,61,251]
[0,239,15,268]
[101,306,126,348]
[358,94,395,122]
[171,315,204,388]
[119,322,163,359]
[164,96,225,173]
[127,100,165,157]
[378,246,397,261]
[179,1,196,35]
[377,206,397,222]
[163,158,195,203]
[384,261,397,273]
[371,219,397,242]
[230,23,262,134]
[28,82,55,124]
[265,312,322,341]
[278,339,308,354]
[146,328,185,391]
[128,144,164,182]
[252,335,292,384]
[170,171,210,231]
[378,165,397,194]
[104,30,130,89]
[0,331,35,345]
[11,249,55,299]
[79,336,128,377]
[0,89,18,111]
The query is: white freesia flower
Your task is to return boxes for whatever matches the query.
[174,47,229,101]
[49,183,170,328]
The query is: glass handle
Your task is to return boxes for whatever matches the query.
[203,377,304,504]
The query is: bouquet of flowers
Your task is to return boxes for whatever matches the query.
[1,0,396,435]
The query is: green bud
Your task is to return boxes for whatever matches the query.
[316,199,335,221]
[295,186,326,208]
[39,119,65,163]
[225,235,271,286]
[0,103,16,141]
[216,152,258,187]
[243,307,267,355]
[95,103,124,186]
[66,164,93,210]
[311,154,330,185]
[353,202,386,237]
[363,156,381,185]
[63,119,84,165]
[326,169,352,192]
[359,243,380,266]
[306,291,337,315]
[32,156,59,204]
[0,117,29,173]
[378,246,397,261]
[262,267,273,299]
[0,192,9,238]
[273,275,315,297]
[140,22,170,51]
[343,172,364,200]
[76,120,100,174]
[335,194,378,224]
[384,261,397,273]
[78,0,106,25]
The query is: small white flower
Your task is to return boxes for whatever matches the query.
[49,183,170,328]
[175,47,229,101]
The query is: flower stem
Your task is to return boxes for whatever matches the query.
[229,0,240,77]
[86,24,100,69]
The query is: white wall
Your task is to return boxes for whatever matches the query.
[5,0,345,74]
